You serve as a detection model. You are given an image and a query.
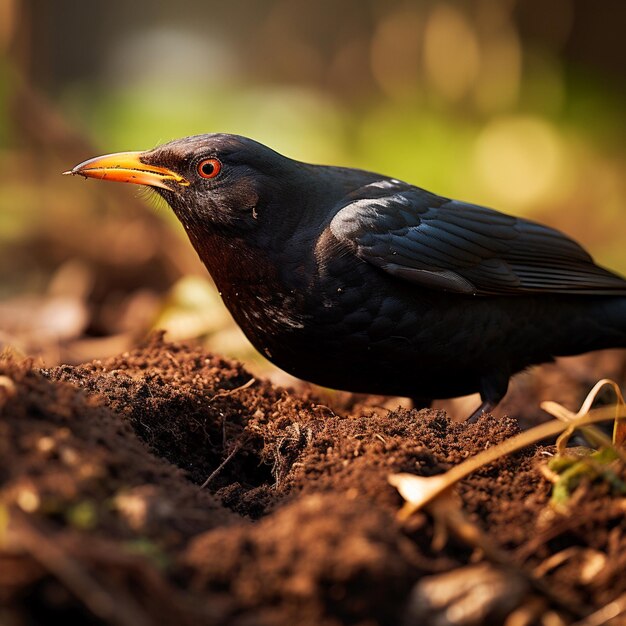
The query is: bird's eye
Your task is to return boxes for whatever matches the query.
[197,158,222,179]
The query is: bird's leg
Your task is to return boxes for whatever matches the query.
[465,399,495,423]
[411,397,433,411]
[465,374,508,422]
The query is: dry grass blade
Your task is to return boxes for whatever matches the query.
[541,378,626,458]
[390,403,625,518]
[390,392,626,622]
[207,377,256,403]
[540,380,626,506]
[571,592,626,626]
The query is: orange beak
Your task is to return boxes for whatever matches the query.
[64,151,189,190]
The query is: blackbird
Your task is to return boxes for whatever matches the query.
[66,134,626,416]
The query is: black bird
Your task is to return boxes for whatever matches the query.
[66,134,626,417]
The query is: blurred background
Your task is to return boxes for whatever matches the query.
[1,0,624,411]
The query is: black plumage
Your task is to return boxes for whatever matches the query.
[67,134,626,415]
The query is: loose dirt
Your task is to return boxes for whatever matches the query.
[1,333,625,625]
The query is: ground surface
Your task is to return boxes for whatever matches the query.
[1,334,625,626]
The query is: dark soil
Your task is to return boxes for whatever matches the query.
[1,333,625,625]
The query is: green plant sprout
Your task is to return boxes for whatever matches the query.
[388,385,626,620]
[540,379,626,507]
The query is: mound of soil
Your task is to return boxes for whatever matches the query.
[1,334,625,625]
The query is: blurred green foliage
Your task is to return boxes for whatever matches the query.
[0,0,624,366]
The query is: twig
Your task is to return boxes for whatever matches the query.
[200,443,242,489]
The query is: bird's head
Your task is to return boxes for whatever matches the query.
[65,133,303,237]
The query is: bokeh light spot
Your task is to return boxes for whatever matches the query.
[370,8,423,102]
[423,5,480,102]
[474,116,563,207]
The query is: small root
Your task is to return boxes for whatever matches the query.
[200,443,242,489]
[207,378,256,404]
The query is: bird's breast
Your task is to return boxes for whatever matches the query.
[193,232,313,359]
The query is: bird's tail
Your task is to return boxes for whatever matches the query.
[554,296,626,357]
[590,296,626,350]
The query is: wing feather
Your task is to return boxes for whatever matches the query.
[329,184,626,295]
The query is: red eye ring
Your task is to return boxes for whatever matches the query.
[197,158,222,179]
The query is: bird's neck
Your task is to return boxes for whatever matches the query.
[190,229,273,289]
[186,228,310,349]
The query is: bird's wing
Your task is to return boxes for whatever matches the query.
[329,181,626,295]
